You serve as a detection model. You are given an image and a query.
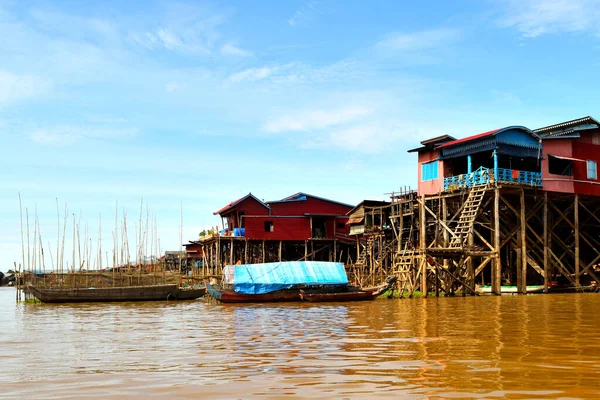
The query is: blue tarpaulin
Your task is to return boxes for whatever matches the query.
[224,261,348,295]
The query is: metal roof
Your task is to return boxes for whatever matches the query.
[213,193,270,215]
[267,192,354,208]
[535,116,600,134]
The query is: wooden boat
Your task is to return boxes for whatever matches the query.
[205,281,302,303]
[27,284,206,303]
[299,276,396,302]
[547,284,598,293]
[475,284,545,294]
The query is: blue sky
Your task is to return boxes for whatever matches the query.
[2,0,600,270]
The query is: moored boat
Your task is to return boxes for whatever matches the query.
[205,261,351,303]
[475,284,545,294]
[27,284,206,303]
[300,276,396,302]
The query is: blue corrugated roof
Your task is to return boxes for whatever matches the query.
[229,261,348,294]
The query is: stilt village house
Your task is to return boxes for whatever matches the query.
[185,116,600,295]
[187,193,357,277]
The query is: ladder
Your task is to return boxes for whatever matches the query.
[394,250,416,296]
[449,185,488,248]
[357,236,374,265]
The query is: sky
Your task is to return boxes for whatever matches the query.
[2,0,600,271]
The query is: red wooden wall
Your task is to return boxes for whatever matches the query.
[244,216,311,240]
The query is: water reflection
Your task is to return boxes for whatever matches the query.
[1,288,600,399]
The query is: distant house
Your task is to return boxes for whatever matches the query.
[535,116,600,196]
[346,200,391,236]
[213,192,353,241]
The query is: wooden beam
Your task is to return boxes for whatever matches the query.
[575,194,580,285]
[420,195,427,297]
[493,187,501,295]
[543,191,549,291]
[520,188,527,294]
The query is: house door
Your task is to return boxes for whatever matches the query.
[312,217,326,238]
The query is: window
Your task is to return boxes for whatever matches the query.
[548,155,572,176]
[421,160,438,181]
[587,160,597,180]
[264,221,274,232]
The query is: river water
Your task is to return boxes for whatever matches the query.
[1,287,599,399]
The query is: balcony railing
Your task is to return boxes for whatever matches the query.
[443,167,542,190]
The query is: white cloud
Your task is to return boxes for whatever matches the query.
[30,125,139,146]
[220,43,252,56]
[228,66,277,83]
[288,1,319,26]
[499,0,599,38]
[0,70,52,105]
[262,106,372,133]
[375,29,459,51]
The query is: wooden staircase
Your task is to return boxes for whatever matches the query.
[357,236,374,265]
[449,185,488,248]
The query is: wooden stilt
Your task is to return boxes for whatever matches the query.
[244,239,248,264]
[420,195,427,297]
[493,187,501,295]
[262,240,265,263]
[543,192,549,292]
[278,240,282,261]
[575,194,580,285]
[520,189,527,294]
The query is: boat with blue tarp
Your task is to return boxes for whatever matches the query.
[205,261,360,303]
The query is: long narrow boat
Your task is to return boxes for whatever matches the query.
[475,284,545,294]
[299,277,396,302]
[27,284,206,303]
[205,261,354,303]
[205,281,302,303]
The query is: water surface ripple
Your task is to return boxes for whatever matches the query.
[1,288,599,399]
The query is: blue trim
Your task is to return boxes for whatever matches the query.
[421,160,439,182]
[443,166,542,190]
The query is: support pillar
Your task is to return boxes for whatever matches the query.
[520,188,527,294]
[543,192,549,292]
[492,187,501,295]
[467,154,472,174]
[420,195,428,297]
[278,240,282,262]
[575,194,580,285]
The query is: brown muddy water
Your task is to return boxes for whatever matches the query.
[1,287,599,399]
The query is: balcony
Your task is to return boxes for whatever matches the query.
[444,166,542,191]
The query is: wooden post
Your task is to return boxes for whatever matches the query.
[575,194,580,285]
[244,239,248,264]
[333,239,337,262]
[262,240,265,263]
[420,195,427,297]
[278,240,282,262]
[229,237,234,266]
[305,240,308,259]
[543,191,549,292]
[520,188,527,294]
[493,187,501,295]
